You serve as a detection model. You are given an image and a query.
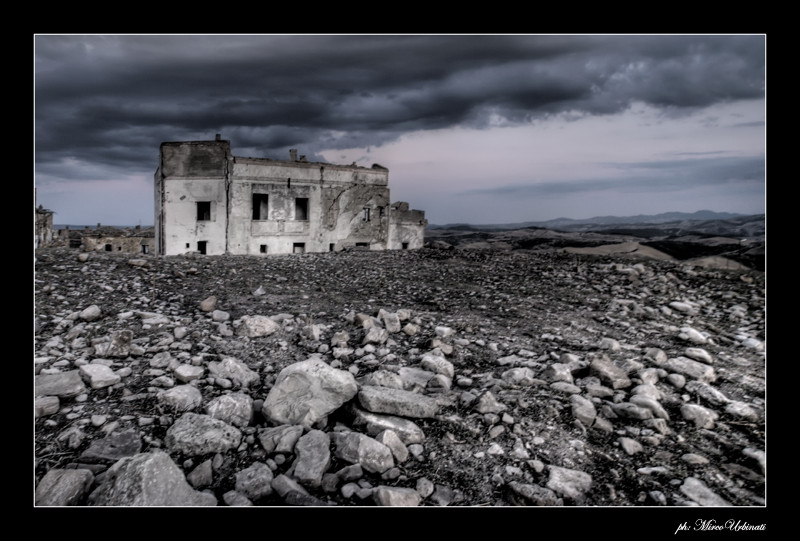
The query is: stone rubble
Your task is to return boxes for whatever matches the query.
[35,246,765,506]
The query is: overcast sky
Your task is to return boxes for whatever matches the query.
[34,34,766,226]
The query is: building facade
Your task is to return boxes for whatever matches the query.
[154,137,427,256]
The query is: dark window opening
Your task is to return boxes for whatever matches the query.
[362,207,371,222]
[402,242,409,250]
[295,198,309,220]
[142,245,149,254]
[105,244,112,252]
[329,243,335,252]
[118,246,122,251]
[197,201,211,221]
[185,243,190,249]
[197,241,207,255]
[379,206,385,218]
[252,193,269,220]
[293,242,305,254]
[260,244,267,254]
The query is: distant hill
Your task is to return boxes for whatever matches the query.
[427,210,752,231]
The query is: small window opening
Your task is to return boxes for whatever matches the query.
[295,198,309,220]
[402,242,409,250]
[105,244,112,252]
[260,244,267,254]
[118,246,122,251]
[293,242,305,254]
[252,194,269,220]
[197,201,211,221]
[185,243,190,249]
[379,206,385,218]
[329,243,335,252]
[362,207,371,222]
[142,245,149,254]
[197,241,207,255]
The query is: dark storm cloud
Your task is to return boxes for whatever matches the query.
[35,34,765,177]
[457,155,765,197]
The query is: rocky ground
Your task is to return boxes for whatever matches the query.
[33,243,766,507]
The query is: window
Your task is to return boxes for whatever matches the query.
[142,245,149,254]
[185,243,190,249]
[197,241,207,255]
[362,207,371,222]
[329,243,335,252]
[402,242,409,250]
[197,202,211,221]
[295,198,309,220]
[252,194,269,220]
[379,206,385,218]
[260,244,267,254]
[105,244,112,252]
[118,246,122,251]
[293,242,305,254]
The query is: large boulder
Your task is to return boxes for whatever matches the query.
[263,359,358,428]
[165,412,242,455]
[88,451,216,506]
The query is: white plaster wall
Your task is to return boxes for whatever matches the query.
[162,178,227,255]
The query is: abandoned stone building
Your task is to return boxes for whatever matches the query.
[154,137,427,256]
[35,204,55,249]
[78,225,155,254]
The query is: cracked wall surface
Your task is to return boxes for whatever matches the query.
[155,139,426,256]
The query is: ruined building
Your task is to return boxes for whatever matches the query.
[154,137,427,256]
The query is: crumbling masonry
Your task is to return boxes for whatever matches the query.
[154,137,427,256]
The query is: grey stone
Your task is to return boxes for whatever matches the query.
[684,347,714,364]
[375,429,409,463]
[550,381,581,394]
[543,363,573,383]
[546,466,592,501]
[590,357,631,389]
[664,357,716,383]
[223,490,253,506]
[264,359,358,427]
[211,310,230,322]
[79,305,102,321]
[680,477,732,506]
[88,450,216,506]
[680,327,708,344]
[80,429,142,463]
[331,432,395,474]
[293,430,331,488]
[187,460,214,488]
[199,296,217,312]
[681,404,719,429]
[35,396,60,418]
[372,486,421,506]
[271,474,309,498]
[350,408,426,444]
[507,481,562,506]
[235,462,274,500]
[501,367,538,386]
[420,354,454,379]
[236,314,280,337]
[473,391,507,414]
[100,330,132,358]
[631,383,662,400]
[259,425,304,453]
[208,357,260,389]
[619,437,643,455]
[397,366,436,390]
[629,395,670,420]
[35,468,94,506]
[416,477,435,498]
[158,385,202,412]
[612,402,654,420]
[685,381,729,406]
[379,310,402,333]
[35,370,87,398]
[206,392,253,427]
[165,412,242,455]
[570,394,597,427]
[725,401,759,422]
[358,386,438,418]
[174,364,205,383]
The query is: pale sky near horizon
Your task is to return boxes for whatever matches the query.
[34,34,766,226]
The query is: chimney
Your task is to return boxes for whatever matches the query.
[289,149,298,162]
[215,134,221,141]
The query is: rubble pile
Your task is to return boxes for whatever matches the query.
[34,246,765,506]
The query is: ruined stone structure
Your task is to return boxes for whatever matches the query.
[154,137,427,256]
[80,225,155,254]
[35,204,54,249]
